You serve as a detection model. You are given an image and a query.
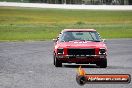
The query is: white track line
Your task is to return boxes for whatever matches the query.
[0,2,132,10]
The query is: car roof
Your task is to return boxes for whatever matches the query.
[62,29,96,32]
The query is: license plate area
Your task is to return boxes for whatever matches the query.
[76,56,87,59]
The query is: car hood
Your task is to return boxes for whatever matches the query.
[56,41,106,49]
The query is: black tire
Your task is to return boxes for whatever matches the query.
[54,56,62,67]
[53,53,55,65]
[76,75,87,86]
[96,58,107,68]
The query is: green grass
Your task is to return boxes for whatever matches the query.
[0,7,132,41]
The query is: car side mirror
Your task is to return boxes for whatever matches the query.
[102,39,106,42]
[53,39,57,42]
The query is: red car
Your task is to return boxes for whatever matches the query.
[53,29,107,68]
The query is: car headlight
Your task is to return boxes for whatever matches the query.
[57,48,64,55]
[99,48,106,55]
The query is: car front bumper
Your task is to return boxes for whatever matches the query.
[56,55,107,63]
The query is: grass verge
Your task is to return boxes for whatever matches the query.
[0,7,132,41]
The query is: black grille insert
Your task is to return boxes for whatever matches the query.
[67,48,95,55]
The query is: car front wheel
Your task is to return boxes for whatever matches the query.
[96,58,107,68]
[54,55,62,67]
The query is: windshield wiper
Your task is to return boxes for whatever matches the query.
[77,39,88,41]
[92,40,101,42]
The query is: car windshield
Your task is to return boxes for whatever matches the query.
[59,31,101,42]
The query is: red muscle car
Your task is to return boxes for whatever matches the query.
[53,29,107,68]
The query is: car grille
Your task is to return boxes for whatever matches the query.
[67,48,95,55]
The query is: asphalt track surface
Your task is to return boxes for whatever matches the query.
[0,39,132,88]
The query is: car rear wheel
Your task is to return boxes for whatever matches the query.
[96,58,107,68]
[54,55,62,67]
